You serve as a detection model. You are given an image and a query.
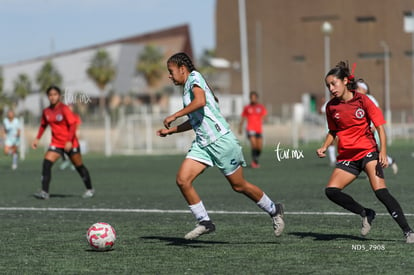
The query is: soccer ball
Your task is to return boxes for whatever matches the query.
[86,222,116,251]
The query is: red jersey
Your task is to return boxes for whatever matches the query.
[36,102,79,148]
[241,103,267,133]
[326,92,386,161]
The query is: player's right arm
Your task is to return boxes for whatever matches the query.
[317,131,336,158]
[32,111,48,149]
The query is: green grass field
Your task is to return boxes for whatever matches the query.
[1,141,414,274]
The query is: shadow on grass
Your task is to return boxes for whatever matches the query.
[32,193,77,199]
[85,248,115,253]
[141,236,229,247]
[289,231,369,241]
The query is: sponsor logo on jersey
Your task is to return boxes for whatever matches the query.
[56,114,63,121]
[355,108,365,119]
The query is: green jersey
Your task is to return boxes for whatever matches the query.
[183,71,230,147]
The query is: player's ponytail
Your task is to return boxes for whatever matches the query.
[326,61,357,91]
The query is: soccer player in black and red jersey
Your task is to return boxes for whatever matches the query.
[32,85,94,199]
[239,91,267,168]
[316,61,414,243]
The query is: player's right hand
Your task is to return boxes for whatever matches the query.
[156,129,169,137]
[31,139,39,149]
[316,147,326,158]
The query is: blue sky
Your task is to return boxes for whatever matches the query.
[0,0,216,64]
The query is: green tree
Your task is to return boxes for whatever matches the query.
[136,44,164,102]
[0,66,3,94]
[0,67,11,114]
[86,49,116,114]
[13,73,31,101]
[36,60,63,93]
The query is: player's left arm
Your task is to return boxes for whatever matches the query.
[262,105,268,123]
[62,106,78,150]
[376,124,388,168]
[365,97,388,167]
[163,86,206,129]
[157,120,192,137]
[16,119,21,138]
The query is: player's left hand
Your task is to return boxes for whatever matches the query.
[378,151,388,168]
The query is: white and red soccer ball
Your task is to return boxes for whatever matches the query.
[86,222,116,251]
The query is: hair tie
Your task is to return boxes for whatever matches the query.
[348,63,357,80]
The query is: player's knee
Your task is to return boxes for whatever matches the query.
[230,181,247,193]
[325,187,341,200]
[75,164,90,177]
[175,174,192,189]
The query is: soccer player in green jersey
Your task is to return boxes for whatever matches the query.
[156,52,284,240]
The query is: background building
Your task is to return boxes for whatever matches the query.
[1,25,192,116]
[215,0,414,122]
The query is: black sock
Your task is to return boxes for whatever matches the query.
[375,188,412,233]
[325,187,365,215]
[41,159,53,193]
[75,165,93,190]
[251,149,257,163]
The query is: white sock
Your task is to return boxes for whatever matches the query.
[387,156,393,165]
[12,153,18,165]
[257,193,276,216]
[328,145,336,163]
[189,201,210,222]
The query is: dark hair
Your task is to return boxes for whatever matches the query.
[46,85,62,95]
[167,52,196,72]
[249,91,258,97]
[167,52,219,103]
[326,61,357,91]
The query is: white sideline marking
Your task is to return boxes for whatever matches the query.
[0,207,413,216]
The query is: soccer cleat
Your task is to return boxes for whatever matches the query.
[251,161,260,168]
[82,189,95,199]
[11,163,17,170]
[361,208,376,236]
[391,161,398,175]
[184,220,216,240]
[34,190,50,200]
[405,231,414,244]
[272,203,285,237]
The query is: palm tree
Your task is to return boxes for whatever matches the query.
[86,49,116,114]
[36,60,63,92]
[0,66,3,94]
[0,67,11,114]
[136,44,164,103]
[13,73,31,101]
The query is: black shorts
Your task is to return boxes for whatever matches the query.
[246,131,262,138]
[335,151,384,178]
[48,146,81,159]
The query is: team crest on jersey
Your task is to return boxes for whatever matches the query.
[355,108,365,119]
[56,114,63,121]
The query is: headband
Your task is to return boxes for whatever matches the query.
[357,82,368,91]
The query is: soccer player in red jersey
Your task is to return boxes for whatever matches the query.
[316,61,413,243]
[31,85,94,199]
[239,91,267,168]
